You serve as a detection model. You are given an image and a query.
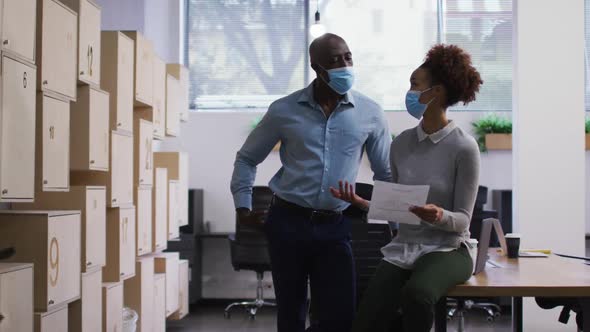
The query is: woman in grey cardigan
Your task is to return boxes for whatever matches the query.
[331,44,483,332]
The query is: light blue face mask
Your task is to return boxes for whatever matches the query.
[405,88,434,120]
[318,65,355,95]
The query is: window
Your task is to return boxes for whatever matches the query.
[442,0,512,111]
[186,0,306,109]
[317,0,439,111]
[186,0,512,111]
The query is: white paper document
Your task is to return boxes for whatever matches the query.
[367,181,430,225]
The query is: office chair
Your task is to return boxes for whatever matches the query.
[224,186,276,320]
[447,186,502,331]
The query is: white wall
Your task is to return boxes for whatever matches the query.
[97,0,145,32]
[96,0,183,63]
[513,0,586,256]
[513,0,586,330]
[144,0,183,63]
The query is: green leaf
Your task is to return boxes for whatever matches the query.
[472,114,512,152]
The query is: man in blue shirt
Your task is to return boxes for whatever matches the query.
[231,33,392,332]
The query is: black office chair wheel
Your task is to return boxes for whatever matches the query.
[224,311,231,319]
[486,316,495,323]
[494,311,501,318]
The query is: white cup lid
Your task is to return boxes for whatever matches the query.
[505,233,521,238]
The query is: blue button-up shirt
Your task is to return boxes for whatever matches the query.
[231,82,392,211]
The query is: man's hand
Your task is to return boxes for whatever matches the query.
[236,208,267,228]
[329,180,369,210]
[409,204,443,224]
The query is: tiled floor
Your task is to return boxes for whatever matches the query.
[166,303,512,332]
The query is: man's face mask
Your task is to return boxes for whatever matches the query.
[317,64,355,95]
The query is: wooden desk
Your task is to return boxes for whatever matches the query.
[435,250,590,332]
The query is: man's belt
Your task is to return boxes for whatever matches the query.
[271,195,342,222]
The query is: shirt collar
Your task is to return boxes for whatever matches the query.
[416,120,457,144]
[297,80,356,108]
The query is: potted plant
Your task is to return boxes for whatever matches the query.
[251,116,280,151]
[586,117,590,150]
[472,114,512,152]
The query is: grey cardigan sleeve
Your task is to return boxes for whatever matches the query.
[436,140,481,233]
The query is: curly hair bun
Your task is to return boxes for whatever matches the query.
[422,44,483,107]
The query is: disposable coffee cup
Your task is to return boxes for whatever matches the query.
[505,233,521,258]
[466,238,478,273]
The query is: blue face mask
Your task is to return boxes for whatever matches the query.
[318,65,355,95]
[405,88,434,120]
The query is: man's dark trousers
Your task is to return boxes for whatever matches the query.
[265,202,356,332]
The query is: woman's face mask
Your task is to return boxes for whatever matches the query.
[405,87,435,120]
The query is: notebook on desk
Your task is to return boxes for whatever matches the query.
[474,218,508,274]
